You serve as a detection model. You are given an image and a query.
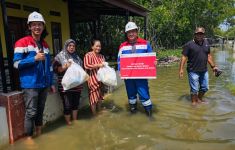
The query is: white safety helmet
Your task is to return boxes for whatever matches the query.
[27,11,45,24]
[125,22,138,33]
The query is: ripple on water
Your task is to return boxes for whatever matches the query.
[4,49,235,150]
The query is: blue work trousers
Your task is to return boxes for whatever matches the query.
[124,79,152,110]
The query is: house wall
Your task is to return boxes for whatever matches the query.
[0,0,71,57]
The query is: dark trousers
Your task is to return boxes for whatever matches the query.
[23,88,48,136]
[60,91,81,115]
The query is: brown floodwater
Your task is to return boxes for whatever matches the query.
[2,48,235,150]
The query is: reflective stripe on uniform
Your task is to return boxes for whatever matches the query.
[13,60,21,69]
[142,99,152,106]
[129,99,137,104]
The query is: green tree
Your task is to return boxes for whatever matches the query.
[132,0,235,49]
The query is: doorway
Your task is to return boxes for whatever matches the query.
[8,16,27,90]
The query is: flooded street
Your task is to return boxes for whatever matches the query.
[3,47,235,150]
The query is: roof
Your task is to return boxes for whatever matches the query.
[70,0,149,22]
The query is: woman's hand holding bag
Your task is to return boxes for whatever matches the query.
[97,62,117,87]
[62,60,89,90]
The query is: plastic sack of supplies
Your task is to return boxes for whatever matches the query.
[97,62,117,86]
[62,61,89,90]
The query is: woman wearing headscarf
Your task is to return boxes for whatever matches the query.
[53,39,83,125]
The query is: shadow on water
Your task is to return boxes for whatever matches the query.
[178,94,191,102]
[3,46,235,150]
[102,99,124,113]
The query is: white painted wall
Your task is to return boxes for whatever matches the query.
[43,83,90,125]
[43,93,64,125]
[0,107,9,148]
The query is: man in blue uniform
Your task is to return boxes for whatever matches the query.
[118,22,157,119]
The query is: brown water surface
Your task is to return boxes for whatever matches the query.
[3,48,235,150]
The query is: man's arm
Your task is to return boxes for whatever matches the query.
[179,55,187,79]
[208,53,217,71]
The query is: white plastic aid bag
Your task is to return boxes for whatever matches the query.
[62,62,89,90]
[97,63,117,86]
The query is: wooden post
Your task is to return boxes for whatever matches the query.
[144,17,147,40]
[0,35,7,93]
[1,0,15,91]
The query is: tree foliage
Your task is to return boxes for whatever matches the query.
[133,0,235,49]
[73,16,126,59]
[73,0,234,58]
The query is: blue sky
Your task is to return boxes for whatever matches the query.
[219,23,229,31]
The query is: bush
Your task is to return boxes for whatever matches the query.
[156,49,182,60]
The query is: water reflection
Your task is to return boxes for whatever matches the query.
[2,48,235,150]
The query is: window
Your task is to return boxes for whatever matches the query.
[51,22,62,55]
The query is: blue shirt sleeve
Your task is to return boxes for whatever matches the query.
[13,53,36,70]
[147,42,153,53]
[117,46,122,71]
[117,56,120,71]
